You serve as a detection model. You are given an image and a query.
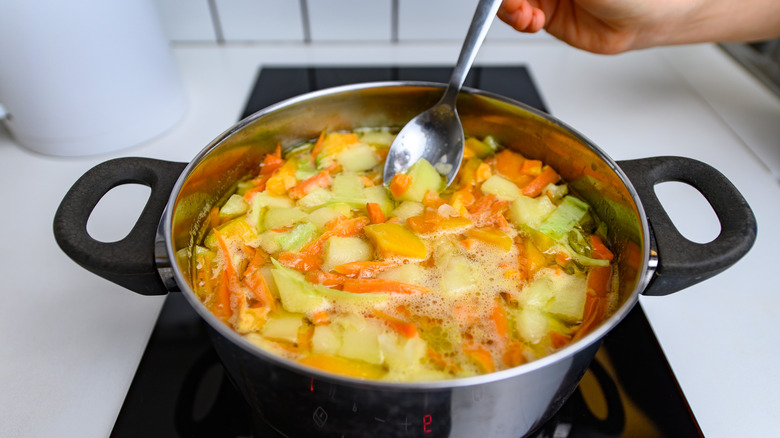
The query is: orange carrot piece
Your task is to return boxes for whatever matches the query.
[214,230,242,319]
[305,270,347,288]
[341,278,431,294]
[464,345,495,374]
[373,310,419,338]
[322,215,370,236]
[298,323,316,351]
[277,252,322,273]
[590,235,614,261]
[366,202,386,224]
[475,162,492,182]
[573,294,606,342]
[360,175,375,187]
[215,273,233,320]
[549,330,572,349]
[519,159,542,176]
[389,173,412,198]
[208,206,221,229]
[312,310,330,325]
[521,166,560,197]
[460,238,475,250]
[243,253,276,311]
[450,186,476,215]
[555,251,572,266]
[502,342,526,367]
[493,149,526,180]
[422,190,446,208]
[242,184,265,201]
[214,230,240,290]
[587,266,612,298]
[260,154,283,175]
[288,165,335,199]
[332,260,398,278]
[491,301,510,344]
[300,216,370,257]
[310,129,327,161]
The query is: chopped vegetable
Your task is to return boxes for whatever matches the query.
[193,128,619,382]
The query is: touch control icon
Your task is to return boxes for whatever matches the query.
[313,406,328,428]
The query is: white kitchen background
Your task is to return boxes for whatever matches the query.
[154,0,549,44]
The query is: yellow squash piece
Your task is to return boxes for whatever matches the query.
[299,354,387,380]
[364,222,427,259]
[468,227,514,252]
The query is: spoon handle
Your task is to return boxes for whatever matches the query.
[443,0,503,103]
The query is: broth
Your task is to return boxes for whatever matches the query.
[189,128,618,381]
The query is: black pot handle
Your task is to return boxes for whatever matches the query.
[617,156,757,296]
[53,157,188,296]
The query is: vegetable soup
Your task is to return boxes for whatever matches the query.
[189,128,619,381]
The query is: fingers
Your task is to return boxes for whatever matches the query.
[498,0,546,33]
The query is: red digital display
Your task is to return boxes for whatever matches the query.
[423,414,433,434]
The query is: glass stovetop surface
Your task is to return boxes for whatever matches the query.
[111,66,702,438]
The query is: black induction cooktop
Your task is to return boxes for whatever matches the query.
[110,65,702,438]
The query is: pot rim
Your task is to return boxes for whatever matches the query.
[163,80,651,390]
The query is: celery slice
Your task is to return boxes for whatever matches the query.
[539,196,589,241]
[276,222,317,252]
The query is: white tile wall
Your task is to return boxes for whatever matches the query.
[154,0,550,44]
[307,0,392,41]
[398,0,473,41]
[216,0,304,42]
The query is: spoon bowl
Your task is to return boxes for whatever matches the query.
[383,0,502,187]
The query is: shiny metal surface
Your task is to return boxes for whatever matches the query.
[161,82,651,437]
[383,0,501,187]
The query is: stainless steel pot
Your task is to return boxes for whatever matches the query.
[53,82,756,438]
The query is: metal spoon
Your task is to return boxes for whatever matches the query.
[383,0,502,188]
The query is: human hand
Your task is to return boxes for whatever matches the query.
[498,0,675,54]
[499,0,780,54]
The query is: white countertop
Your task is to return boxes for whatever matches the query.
[1,40,779,438]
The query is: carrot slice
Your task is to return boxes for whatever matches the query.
[310,128,327,162]
[332,260,398,278]
[475,162,492,182]
[588,265,612,298]
[491,301,510,344]
[521,165,560,197]
[214,273,233,321]
[300,216,370,257]
[288,165,336,199]
[502,342,527,368]
[590,235,614,261]
[341,278,431,294]
[389,173,412,198]
[305,270,347,288]
[422,190,446,208]
[549,330,572,349]
[519,159,542,176]
[277,252,322,272]
[311,310,330,325]
[464,345,495,374]
[214,229,242,320]
[366,202,386,224]
[573,294,606,341]
[373,310,419,338]
[243,252,276,311]
[493,149,526,182]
